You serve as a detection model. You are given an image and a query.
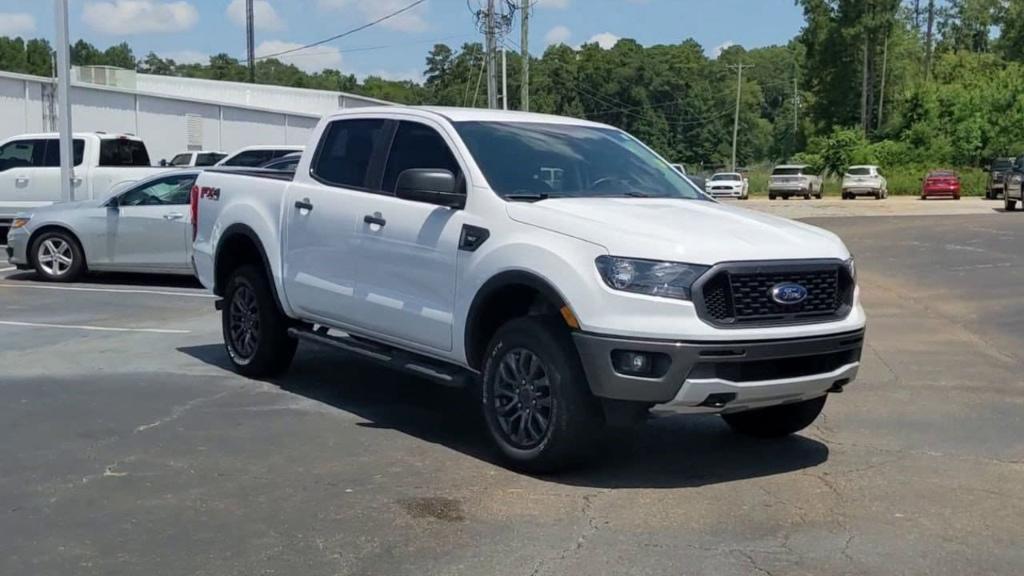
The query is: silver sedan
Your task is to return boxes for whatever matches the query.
[7,170,199,282]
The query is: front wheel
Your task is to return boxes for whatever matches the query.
[1007,196,1018,211]
[222,265,297,378]
[481,316,604,473]
[722,395,827,438]
[31,230,85,282]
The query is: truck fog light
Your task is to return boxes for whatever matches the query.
[611,350,669,377]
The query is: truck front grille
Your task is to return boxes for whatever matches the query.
[696,261,854,327]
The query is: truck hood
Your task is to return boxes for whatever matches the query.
[507,198,849,264]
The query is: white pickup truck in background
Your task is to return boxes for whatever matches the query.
[192,106,865,472]
[0,132,166,227]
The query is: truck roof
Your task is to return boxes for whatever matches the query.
[328,105,612,129]
[11,132,143,141]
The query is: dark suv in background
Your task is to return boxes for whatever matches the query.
[986,157,1015,199]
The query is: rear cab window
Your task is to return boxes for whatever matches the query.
[100,139,151,167]
[196,153,226,166]
[170,153,193,167]
[223,150,275,167]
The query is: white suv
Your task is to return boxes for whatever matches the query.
[192,107,866,471]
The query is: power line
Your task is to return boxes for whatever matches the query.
[255,0,428,62]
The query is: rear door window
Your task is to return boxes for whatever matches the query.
[39,139,85,168]
[99,139,151,166]
[311,119,389,190]
[118,173,197,206]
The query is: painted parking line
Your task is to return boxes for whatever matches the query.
[0,267,15,273]
[0,283,216,298]
[0,320,191,334]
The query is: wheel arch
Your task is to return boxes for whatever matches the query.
[464,270,573,371]
[27,224,88,270]
[213,223,286,314]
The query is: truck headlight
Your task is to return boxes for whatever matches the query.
[1011,174,1023,184]
[10,217,30,229]
[596,256,709,300]
[844,257,856,282]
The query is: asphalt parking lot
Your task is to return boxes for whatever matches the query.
[1,205,1022,575]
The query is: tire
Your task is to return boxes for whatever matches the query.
[222,264,297,378]
[873,191,881,200]
[722,395,827,438]
[481,316,604,473]
[31,229,85,282]
[1007,196,1018,211]
[803,193,811,200]
[768,193,776,201]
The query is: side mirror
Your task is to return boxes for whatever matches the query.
[395,169,464,209]
[105,195,120,208]
[159,159,168,167]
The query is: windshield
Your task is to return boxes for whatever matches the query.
[772,167,805,176]
[454,121,704,200]
[711,173,741,181]
[992,158,1013,171]
[847,167,873,176]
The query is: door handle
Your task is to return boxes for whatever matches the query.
[15,176,28,185]
[363,214,386,227]
[163,212,185,220]
[294,199,314,211]
[72,177,83,186]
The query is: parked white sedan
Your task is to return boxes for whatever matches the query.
[6,170,199,282]
[705,172,749,199]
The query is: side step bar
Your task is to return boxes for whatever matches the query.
[287,326,474,388]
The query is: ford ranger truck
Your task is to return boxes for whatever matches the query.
[192,107,866,472]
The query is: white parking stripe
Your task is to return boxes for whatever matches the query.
[0,320,190,334]
[0,283,216,298]
[0,267,15,273]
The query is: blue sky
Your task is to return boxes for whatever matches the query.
[0,0,805,81]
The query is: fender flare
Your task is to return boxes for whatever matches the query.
[464,269,571,367]
[214,224,285,314]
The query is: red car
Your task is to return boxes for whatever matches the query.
[921,170,961,200]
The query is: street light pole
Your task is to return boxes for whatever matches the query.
[55,0,75,202]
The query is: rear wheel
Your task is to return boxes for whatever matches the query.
[31,230,84,283]
[1006,195,1018,211]
[768,192,777,200]
[481,316,604,473]
[222,265,297,378]
[722,396,827,438]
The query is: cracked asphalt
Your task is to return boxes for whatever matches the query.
[1,211,1023,575]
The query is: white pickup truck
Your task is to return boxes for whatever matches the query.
[0,132,165,227]
[192,107,866,471]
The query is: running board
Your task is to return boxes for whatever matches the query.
[287,327,473,388]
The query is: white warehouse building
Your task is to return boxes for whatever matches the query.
[0,66,391,164]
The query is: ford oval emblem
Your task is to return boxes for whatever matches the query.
[770,282,808,305]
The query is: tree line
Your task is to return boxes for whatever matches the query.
[3,0,1024,177]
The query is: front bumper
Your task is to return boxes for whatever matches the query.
[573,328,864,413]
[6,225,30,267]
[708,188,745,198]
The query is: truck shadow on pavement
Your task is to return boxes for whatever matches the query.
[2,270,204,289]
[180,344,829,489]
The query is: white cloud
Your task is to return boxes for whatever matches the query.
[256,40,343,73]
[317,0,428,32]
[82,1,199,35]
[588,32,621,49]
[714,41,736,57]
[536,0,570,8]
[544,25,572,46]
[161,50,207,65]
[0,12,36,36]
[227,0,284,31]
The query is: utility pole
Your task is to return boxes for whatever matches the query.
[878,33,889,131]
[793,62,799,140]
[501,47,508,110]
[925,0,935,79]
[520,0,530,111]
[55,0,75,203]
[485,0,499,109]
[727,62,753,172]
[246,0,256,83]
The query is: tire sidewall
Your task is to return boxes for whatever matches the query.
[481,326,561,462]
[223,272,260,368]
[31,231,83,282]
